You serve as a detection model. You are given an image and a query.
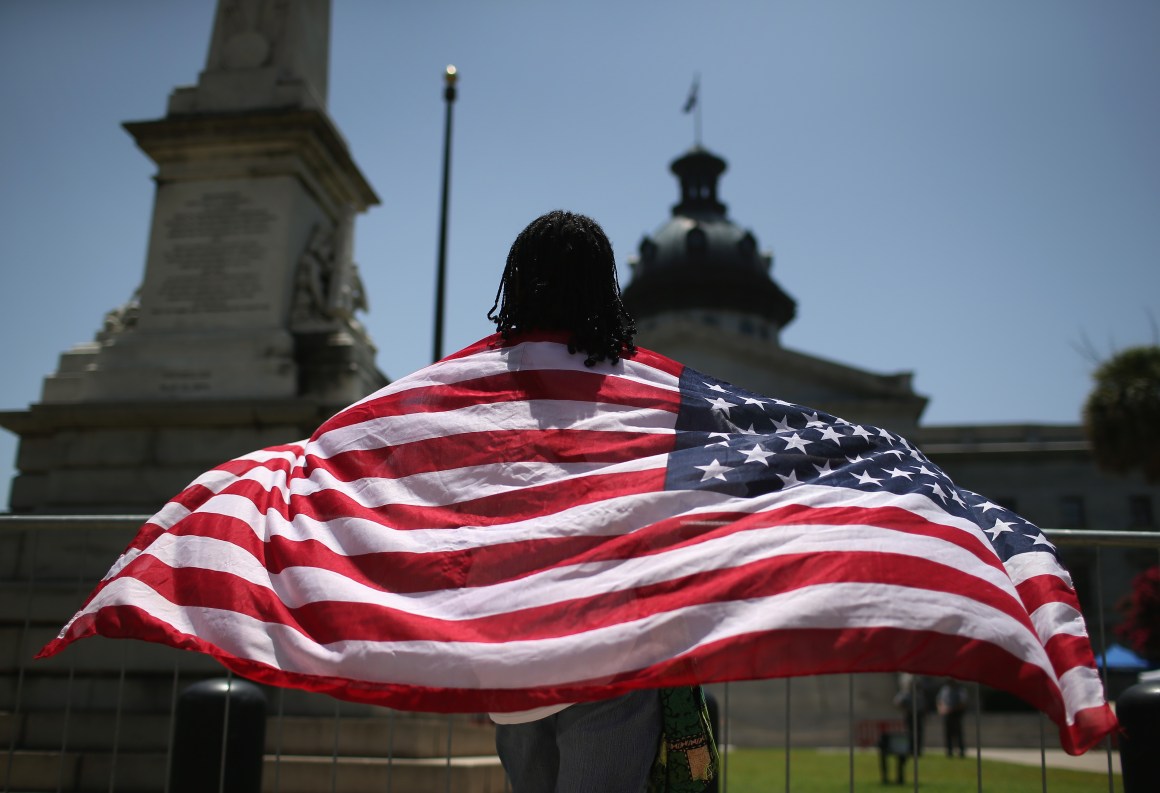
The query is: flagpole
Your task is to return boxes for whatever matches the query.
[432,65,457,363]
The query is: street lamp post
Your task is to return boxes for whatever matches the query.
[432,64,457,363]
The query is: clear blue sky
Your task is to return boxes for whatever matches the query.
[2,1,1158,510]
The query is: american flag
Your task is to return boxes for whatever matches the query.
[39,333,1117,754]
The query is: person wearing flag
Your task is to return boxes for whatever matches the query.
[482,210,710,792]
[40,211,1118,790]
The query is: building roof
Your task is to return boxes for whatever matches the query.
[623,146,796,328]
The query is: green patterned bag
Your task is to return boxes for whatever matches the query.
[647,686,720,793]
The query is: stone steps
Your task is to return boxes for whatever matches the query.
[0,749,165,793]
[0,750,507,793]
[1,710,496,757]
[268,714,498,758]
[259,755,506,793]
[0,708,503,793]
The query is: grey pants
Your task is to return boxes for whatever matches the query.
[495,689,662,793]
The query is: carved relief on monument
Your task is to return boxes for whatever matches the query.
[96,288,142,343]
[290,207,369,336]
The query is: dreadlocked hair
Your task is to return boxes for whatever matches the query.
[488,210,637,366]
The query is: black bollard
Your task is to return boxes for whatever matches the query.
[170,677,267,793]
[1118,679,1160,793]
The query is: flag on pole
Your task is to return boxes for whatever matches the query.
[39,333,1117,755]
[683,74,699,114]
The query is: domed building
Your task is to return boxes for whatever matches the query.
[624,146,927,431]
[624,146,795,338]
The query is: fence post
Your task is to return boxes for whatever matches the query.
[704,690,720,793]
[1118,679,1160,793]
[170,677,266,793]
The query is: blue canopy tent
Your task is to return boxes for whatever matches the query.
[1097,643,1150,670]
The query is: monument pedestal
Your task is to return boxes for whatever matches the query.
[0,399,343,514]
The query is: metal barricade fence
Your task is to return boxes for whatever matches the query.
[2,515,1157,792]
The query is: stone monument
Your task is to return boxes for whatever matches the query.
[0,0,385,513]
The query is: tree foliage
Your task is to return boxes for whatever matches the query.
[1116,565,1160,664]
[1082,345,1160,483]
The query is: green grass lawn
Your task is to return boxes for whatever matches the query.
[720,748,1116,793]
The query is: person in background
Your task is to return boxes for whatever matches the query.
[894,672,931,756]
[937,677,969,757]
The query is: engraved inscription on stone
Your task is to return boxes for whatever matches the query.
[153,191,276,316]
[159,369,213,395]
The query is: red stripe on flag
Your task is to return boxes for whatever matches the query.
[142,500,1009,598]
[438,331,683,378]
[1043,632,1100,678]
[626,627,1110,756]
[318,361,681,435]
[1016,573,1082,616]
[625,346,684,378]
[311,429,674,483]
[149,452,301,525]
[92,540,1034,648]
[286,468,669,530]
[175,464,667,531]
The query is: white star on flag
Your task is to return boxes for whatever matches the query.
[1032,532,1056,549]
[777,469,802,487]
[772,415,794,433]
[813,460,836,476]
[985,519,1015,540]
[926,482,949,502]
[783,433,811,453]
[705,396,735,415]
[695,458,733,482]
[741,444,775,465]
[818,426,844,444]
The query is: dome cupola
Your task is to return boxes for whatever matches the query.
[623,147,796,334]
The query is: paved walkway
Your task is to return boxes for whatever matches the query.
[980,747,1119,775]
